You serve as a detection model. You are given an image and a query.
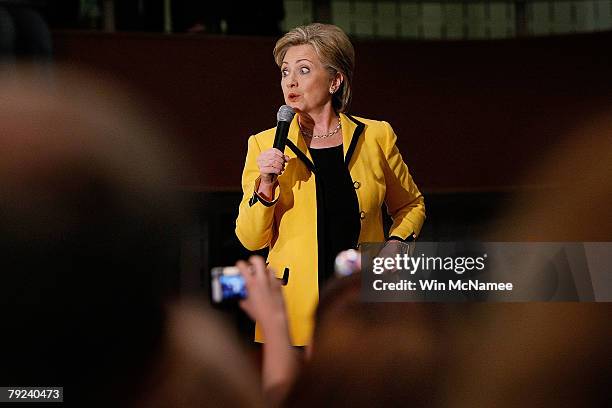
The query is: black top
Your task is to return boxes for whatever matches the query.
[309,144,360,286]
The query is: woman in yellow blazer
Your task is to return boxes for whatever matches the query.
[236,23,425,346]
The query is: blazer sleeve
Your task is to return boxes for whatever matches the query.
[380,121,426,239]
[235,135,280,251]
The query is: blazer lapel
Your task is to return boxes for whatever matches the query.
[342,113,365,168]
[285,113,365,172]
[286,115,315,172]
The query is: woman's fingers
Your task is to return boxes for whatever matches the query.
[257,148,289,176]
[258,156,286,167]
[262,148,287,162]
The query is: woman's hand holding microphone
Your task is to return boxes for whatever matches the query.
[257,148,289,201]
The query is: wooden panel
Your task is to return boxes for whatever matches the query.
[52,30,612,192]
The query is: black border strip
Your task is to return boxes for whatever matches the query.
[286,139,316,172]
[344,115,365,166]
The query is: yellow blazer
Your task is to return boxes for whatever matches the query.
[236,113,425,345]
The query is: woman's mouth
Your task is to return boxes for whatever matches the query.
[288,93,300,101]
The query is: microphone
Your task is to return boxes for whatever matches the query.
[273,105,295,152]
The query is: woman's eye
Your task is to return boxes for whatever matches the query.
[300,67,310,74]
[281,69,288,77]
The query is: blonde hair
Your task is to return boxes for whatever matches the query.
[273,23,355,112]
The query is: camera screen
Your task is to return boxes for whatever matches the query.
[219,274,247,301]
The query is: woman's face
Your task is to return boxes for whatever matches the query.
[281,44,336,114]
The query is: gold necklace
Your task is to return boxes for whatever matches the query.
[300,116,341,139]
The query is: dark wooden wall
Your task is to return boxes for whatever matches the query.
[52,30,612,192]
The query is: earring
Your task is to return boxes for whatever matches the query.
[329,88,335,94]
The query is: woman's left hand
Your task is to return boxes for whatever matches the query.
[376,239,414,275]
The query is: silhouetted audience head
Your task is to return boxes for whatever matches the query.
[287,273,452,408]
[463,108,612,407]
[0,68,261,407]
[442,303,611,408]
